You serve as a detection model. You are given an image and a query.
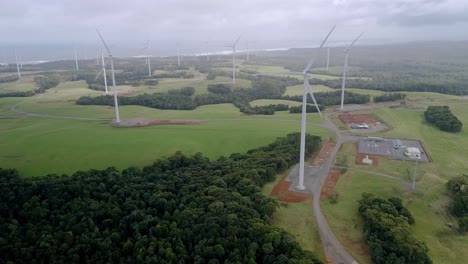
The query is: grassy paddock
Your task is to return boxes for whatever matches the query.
[272,201,325,261]
[0,116,329,177]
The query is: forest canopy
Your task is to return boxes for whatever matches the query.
[0,133,323,264]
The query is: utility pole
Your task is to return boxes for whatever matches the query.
[412,161,418,191]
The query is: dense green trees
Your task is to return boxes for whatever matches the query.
[446,175,468,233]
[0,75,19,84]
[77,87,198,110]
[289,104,324,114]
[33,74,61,92]
[283,91,370,106]
[373,93,406,103]
[0,133,322,263]
[77,78,295,115]
[0,91,35,98]
[424,106,463,132]
[358,193,432,264]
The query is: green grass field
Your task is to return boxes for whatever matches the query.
[262,173,325,261]
[0,76,37,93]
[0,116,329,177]
[0,77,331,177]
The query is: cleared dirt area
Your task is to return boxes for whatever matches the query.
[271,173,313,203]
[113,118,202,127]
[338,114,377,126]
[321,169,340,198]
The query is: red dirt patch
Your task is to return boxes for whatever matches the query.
[311,142,336,166]
[355,153,379,166]
[338,114,377,126]
[270,173,313,203]
[321,169,340,198]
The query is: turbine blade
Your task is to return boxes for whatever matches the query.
[233,35,241,47]
[304,25,336,72]
[96,29,112,56]
[94,68,103,82]
[305,77,323,118]
[348,32,364,49]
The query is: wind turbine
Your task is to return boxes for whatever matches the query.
[146,39,151,76]
[246,40,250,62]
[74,44,79,70]
[326,46,330,71]
[282,26,335,190]
[227,36,241,84]
[340,33,363,110]
[14,49,21,79]
[96,29,120,123]
[177,42,181,67]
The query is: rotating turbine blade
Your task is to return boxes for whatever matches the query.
[233,35,241,47]
[304,25,336,72]
[348,32,364,49]
[94,68,103,82]
[96,29,112,56]
[305,78,322,118]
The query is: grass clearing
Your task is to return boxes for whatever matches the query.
[284,84,334,96]
[272,201,325,261]
[0,115,330,177]
[0,76,36,93]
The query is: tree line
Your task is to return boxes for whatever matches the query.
[282,91,370,106]
[373,93,406,103]
[0,75,19,84]
[358,193,432,264]
[424,105,463,132]
[446,175,468,233]
[310,76,468,96]
[0,133,323,263]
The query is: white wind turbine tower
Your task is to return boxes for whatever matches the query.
[227,36,241,84]
[74,44,79,70]
[281,26,335,190]
[326,46,330,71]
[177,42,181,67]
[146,40,151,76]
[14,49,21,79]
[340,33,363,110]
[246,40,250,62]
[96,29,120,123]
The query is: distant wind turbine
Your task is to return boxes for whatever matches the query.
[146,40,151,76]
[96,29,120,123]
[14,49,21,79]
[177,42,181,67]
[74,45,79,70]
[227,36,241,84]
[340,33,364,110]
[326,46,330,71]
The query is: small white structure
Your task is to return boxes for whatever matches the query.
[362,155,373,165]
[405,147,421,159]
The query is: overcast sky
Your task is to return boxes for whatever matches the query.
[1,0,468,60]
